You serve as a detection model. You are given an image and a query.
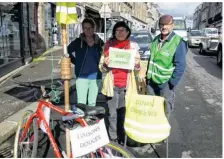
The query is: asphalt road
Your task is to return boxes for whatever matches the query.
[0,47,222,158]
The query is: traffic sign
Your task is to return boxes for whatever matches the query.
[99,3,112,18]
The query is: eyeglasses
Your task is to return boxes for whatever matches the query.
[115,29,127,33]
[83,27,93,31]
[159,23,173,27]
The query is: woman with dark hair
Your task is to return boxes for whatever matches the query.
[99,21,141,143]
[67,18,104,107]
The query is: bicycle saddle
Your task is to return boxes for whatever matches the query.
[76,103,105,116]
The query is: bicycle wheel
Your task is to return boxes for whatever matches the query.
[84,141,135,158]
[13,110,38,158]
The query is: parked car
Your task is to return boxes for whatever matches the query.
[187,30,202,48]
[217,33,222,67]
[129,31,153,60]
[199,28,220,55]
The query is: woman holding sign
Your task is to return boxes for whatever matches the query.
[67,18,104,107]
[99,21,141,144]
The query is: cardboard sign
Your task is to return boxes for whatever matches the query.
[108,47,135,70]
[70,119,110,158]
[40,106,51,133]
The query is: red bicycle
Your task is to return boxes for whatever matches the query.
[12,74,135,158]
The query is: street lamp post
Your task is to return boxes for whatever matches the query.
[99,2,112,42]
[104,3,107,41]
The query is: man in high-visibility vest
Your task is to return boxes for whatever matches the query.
[145,15,187,117]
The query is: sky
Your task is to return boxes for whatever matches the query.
[156,2,202,17]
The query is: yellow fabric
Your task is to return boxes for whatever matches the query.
[124,73,171,143]
[56,2,78,24]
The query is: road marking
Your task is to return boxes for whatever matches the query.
[185,86,195,92]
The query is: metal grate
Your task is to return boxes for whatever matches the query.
[139,51,144,55]
[0,145,13,158]
[210,42,218,48]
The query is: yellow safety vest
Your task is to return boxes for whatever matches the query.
[56,2,78,24]
[124,85,171,143]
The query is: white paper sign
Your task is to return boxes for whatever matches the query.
[108,47,135,70]
[70,119,110,158]
[40,106,51,133]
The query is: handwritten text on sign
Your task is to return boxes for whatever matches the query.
[108,47,135,70]
[70,119,110,158]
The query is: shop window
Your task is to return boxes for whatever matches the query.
[0,3,21,61]
[44,3,52,30]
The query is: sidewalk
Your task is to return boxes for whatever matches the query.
[0,45,107,145]
[0,46,76,144]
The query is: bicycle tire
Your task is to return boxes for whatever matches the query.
[79,141,135,158]
[102,141,135,158]
[13,110,39,158]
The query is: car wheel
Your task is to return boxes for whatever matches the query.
[199,44,205,55]
[217,47,222,67]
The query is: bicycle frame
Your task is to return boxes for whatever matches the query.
[19,100,87,158]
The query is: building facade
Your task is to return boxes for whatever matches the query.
[131,2,148,31]
[0,2,29,77]
[193,4,202,30]
[193,2,222,32]
[146,2,160,31]
[0,2,55,78]
[0,2,155,77]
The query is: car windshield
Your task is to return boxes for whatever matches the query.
[130,33,153,44]
[173,20,186,30]
[190,31,202,36]
[206,29,218,34]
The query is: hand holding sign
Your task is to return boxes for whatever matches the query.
[103,56,110,66]
[135,52,140,66]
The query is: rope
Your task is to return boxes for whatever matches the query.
[49,50,60,103]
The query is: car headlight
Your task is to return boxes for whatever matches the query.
[144,51,150,55]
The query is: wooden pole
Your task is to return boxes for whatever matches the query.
[61,23,71,157]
